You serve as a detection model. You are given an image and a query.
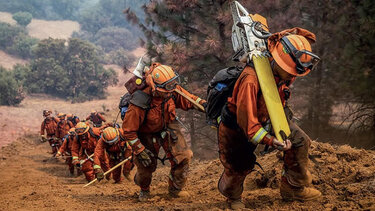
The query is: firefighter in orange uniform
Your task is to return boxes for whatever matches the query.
[40,110,60,154]
[122,63,206,201]
[93,126,134,183]
[71,122,109,182]
[56,128,79,175]
[217,28,322,209]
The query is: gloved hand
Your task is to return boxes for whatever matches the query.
[72,159,81,168]
[136,148,154,168]
[272,138,292,151]
[95,168,104,181]
[40,135,47,143]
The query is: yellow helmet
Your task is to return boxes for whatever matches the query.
[57,113,66,118]
[91,110,96,114]
[75,122,89,135]
[102,127,119,145]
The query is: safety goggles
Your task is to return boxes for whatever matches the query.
[155,74,180,91]
[280,37,321,74]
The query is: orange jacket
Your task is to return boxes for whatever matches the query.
[55,120,74,139]
[86,113,106,125]
[40,117,59,136]
[93,128,131,169]
[71,127,101,161]
[122,85,205,141]
[227,66,291,145]
[58,135,74,155]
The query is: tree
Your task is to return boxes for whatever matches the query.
[26,38,118,102]
[94,27,137,52]
[0,66,25,106]
[12,11,33,27]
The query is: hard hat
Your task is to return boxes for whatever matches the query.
[66,114,73,118]
[270,34,320,76]
[102,127,119,145]
[75,122,89,135]
[91,110,96,114]
[57,113,66,118]
[69,128,76,135]
[150,64,179,92]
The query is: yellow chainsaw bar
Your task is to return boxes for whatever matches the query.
[253,55,291,142]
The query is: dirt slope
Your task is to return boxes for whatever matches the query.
[0,136,374,211]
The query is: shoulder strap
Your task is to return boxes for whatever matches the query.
[129,90,151,110]
[88,128,100,139]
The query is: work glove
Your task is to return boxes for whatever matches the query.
[272,138,292,151]
[95,168,104,181]
[72,159,81,168]
[136,148,154,168]
[40,135,47,143]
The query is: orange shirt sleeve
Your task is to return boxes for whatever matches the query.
[93,138,105,169]
[71,136,80,160]
[98,113,106,122]
[41,121,45,135]
[122,104,146,141]
[58,138,68,154]
[235,74,264,141]
[173,85,203,111]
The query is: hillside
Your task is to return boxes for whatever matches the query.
[0,136,374,210]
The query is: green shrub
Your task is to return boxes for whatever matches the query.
[0,66,25,105]
[12,11,32,26]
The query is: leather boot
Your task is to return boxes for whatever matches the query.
[227,198,245,210]
[138,189,151,202]
[280,178,321,201]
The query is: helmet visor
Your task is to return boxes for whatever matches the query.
[281,37,321,74]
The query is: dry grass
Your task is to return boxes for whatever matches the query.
[0,11,80,39]
[27,19,80,40]
[0,50,28,69]
[0,12,16,25]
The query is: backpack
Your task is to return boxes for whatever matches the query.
[119,93,131,120]
[205,66,244,127]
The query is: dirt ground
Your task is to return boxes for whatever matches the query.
[0,134,374,211]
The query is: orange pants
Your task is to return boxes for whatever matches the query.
[134,121,193,191]
[81,156,110,182]
[218,121,312,200]
[108,149,134,183]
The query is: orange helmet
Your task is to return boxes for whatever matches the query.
[270,34,320,76]
[146,63,179,92]
[102,127,119,145]
[66,114,73,118]
[75,122,89,135]
[69,128,76,135]
[57,113,66,119]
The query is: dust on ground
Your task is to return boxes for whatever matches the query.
[0,135,374,210]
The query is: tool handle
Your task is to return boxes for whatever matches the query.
[83,156,132,187]
[174,89,205,112]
